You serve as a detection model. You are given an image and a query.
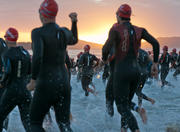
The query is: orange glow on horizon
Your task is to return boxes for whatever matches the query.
[18,32,31,42]
[1,21,157,46]
[79,33,108,44]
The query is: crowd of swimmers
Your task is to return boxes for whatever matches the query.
[0,0,180,132]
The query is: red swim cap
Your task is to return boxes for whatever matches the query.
[163,45,168,51]
[84,45,90,52]
[116,4,132,19]
[39,0,58,19]
[172,48,176,53]
[4,27,18,42]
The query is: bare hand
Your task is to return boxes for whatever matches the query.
[149,98,155,105]
[151,63,158,79]
[27,79,36,91]
[69,12,78,22]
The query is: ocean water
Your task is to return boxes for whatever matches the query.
[6,49,180,132]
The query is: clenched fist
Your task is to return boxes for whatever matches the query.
[69,12,78,22]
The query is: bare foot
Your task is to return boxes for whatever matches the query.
[87,87,97,96]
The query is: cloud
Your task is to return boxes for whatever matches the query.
[94,0,103,3]
[91,0,107,6]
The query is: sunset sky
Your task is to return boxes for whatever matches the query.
[0,0,180,44]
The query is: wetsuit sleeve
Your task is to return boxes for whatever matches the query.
[0,55,12,86]
[93,55,99,67]
[141,29,159,63]
[61,22,78,45]
[102,29,117,61]
[136,90,149,102]
[31,29,44,80]
[71,22,78,44]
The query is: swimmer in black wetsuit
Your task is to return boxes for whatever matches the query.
[173,51,180,78]
[26,0,78,132]
[136,49,155,107]
[105,48,148,121]
[0,28,32,132]
[159,46,171,87]
[102,4,159,132]
[78,45,99,96]
[76,52,83,82]
[0,37,9,131]
[170,48,178,69]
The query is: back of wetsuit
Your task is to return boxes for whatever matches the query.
[31,23,77,81]
[30,22,78,132]
[1,46,31,87]
[0,46,32,132]
[113,22,142,76]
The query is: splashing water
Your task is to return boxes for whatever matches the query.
[6,69,180,132]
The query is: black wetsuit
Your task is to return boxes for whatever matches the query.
[65,52,72,83]
[173,55,180,77]
[78,52,98,96]
[171,52,178,69]
[105,56,115,117]
[103,22,159,131]
[159,53,171,86]
[0,38,8,95]
[102,64,110,83]
[136,49,151,106]
[76,58,82,82]
[30,22,78,132]
[0,46,32,132]
[106,49,152,116]
[0,39,9,131]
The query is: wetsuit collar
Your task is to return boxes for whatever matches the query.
[43,22,56,27]
[123,21,131,26]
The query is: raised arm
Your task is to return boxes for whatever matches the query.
[67,12,78,45]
